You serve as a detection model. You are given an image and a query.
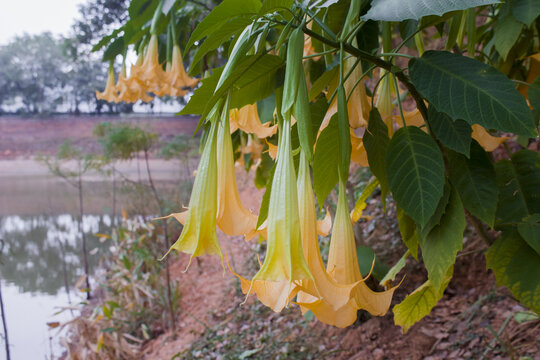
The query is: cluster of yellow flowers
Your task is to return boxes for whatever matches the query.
[96,34,199,103]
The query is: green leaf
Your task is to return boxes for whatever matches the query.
[380,251,409,287]
[486,230,540,314]
[511,0,540,26]
[493,15,523,60]
[190,17,253,72]
[364,108,390,196]
[397,207,419,259]
[495,150,540,226]
[102,37,125,62]
[313,114,339,208]
[186,0,261,51]
[363,0,500,21]
[308,66,338,102]
[428,106,472,157]
[409,51,535,137]
[518,214,540,255]
[393,266,453,332]
[420,187,465,290]
[385,126,445,227]
[420,183,451,239]
[448,141,498,227]
[180,67,223,115]
[356,246,390,281]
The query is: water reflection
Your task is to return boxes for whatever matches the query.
[0,214,115,295]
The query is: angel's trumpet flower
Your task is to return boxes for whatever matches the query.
[130,34,168,96]
[295,152,359,319]
[326,182,398,322]
[163,114,221,267]
[96,66,118,102]
[471,124,509,152]
[322,58,371,130]
[231,117,312,310]
[167,45,199,96]
[251,116,313,283]
[350,129,369,166]
[375,71,396,134]
[115,64,154,103]
[230,104,277,139]
[216,112,259,238]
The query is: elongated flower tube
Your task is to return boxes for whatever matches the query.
[167,45,199,96]
[295,152,360,318]
[130,34,168,96]
[163,112,221,267]
[350,129,369,166]
[375,71,395,134]
[216,107,259,238]
[230,104,277,139]
[250,115,313,283]
[96,66,117,102]
[327,181,398,321]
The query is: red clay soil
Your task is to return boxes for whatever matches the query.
[140,169,539,360]
[0,115,199,159]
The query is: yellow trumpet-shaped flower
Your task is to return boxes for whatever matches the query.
[216,112,259,238]
[375,72,395,133]
[251,115,313,283]
[96,67,117,102]
[394,108,425,129]
[167,45,199,96]
[230,104,278,139]
[115,64,154,103]
[471,124,509,152]
[324,182,397,326]
[130,34,168,96]
[164,115,221,267]
[295,152,360,319]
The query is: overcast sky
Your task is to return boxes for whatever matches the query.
[0,0,85,45]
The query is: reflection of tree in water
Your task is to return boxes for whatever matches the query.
[0,215,114,295]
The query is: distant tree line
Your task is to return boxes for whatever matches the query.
[0,0,138,115]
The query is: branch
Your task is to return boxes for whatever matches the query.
[301,25,429,123]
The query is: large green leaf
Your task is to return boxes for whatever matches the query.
[364,108,390,196]
[186,0,261,51]
[393,266,453,332]
[180,67,223,115]
[495,150,540,227]
[518,214,540,255]
[308,66,338,101]
[486,230,540,314]
[448,141,498,227]
[420,187,465,290]
[313,114,339,208]
[409,51,535,137]
[428,106,472,157]
[363,0,500,21]
[385,126,445,227]
[529,76,540,112]
[493,15,523,60]
[258,0,293,16]
[511,0,540,26]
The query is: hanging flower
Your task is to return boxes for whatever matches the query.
[230,104,277,139]
[216,111,259,238]
[163,115,221,267]
[115,64,154,103]
[350,129,369,166]
[167,44,199,96]
[130,34,168,96]
[375,71,395,133]
[96,66,118,102]
[326,181,398,324]
[295,152,360,322]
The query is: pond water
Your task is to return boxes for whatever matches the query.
[0,214,115,360]
[0,159,187,360]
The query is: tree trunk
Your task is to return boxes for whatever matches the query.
[0,276,11,360]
